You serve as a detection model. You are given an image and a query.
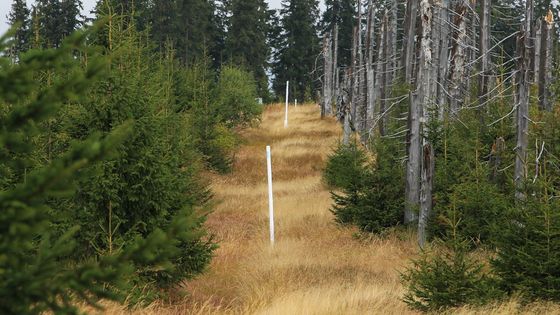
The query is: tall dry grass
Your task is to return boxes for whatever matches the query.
[95,104,560,314]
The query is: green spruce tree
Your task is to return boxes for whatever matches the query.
[225,0,272,99]
[7,0,31,60]
[272,0,320,101]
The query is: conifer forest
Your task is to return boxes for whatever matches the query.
[4,0,560,314]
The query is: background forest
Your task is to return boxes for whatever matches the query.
[5,0,560,313]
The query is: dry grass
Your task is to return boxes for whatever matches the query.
[95,104,560,314]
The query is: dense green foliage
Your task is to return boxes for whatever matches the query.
[1,3,262,309]
[327,140,403,233]
[402,237,500,311]
[0,30,208,314]
[320,0,355,67]
[272,0,321,101]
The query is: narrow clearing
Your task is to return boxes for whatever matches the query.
[177,104,416,314]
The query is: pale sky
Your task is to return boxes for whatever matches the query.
[0,0,289,36]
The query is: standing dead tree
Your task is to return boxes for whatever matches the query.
[417,0,434,248]
[448,2,467,115]
[514,0,532,200]
[322,32,333,117]
[538,10,554,111]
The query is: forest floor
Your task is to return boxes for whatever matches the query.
[100,104,560,314]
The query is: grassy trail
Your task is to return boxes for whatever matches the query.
[98,104,560,314]
[180,104,417,314]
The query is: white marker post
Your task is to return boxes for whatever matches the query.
[295,98,298,107]
[284,81,289,128]
[266,145,275,245]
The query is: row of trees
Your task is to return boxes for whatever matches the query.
[1,1,264,313]
[322,0,560,310]
[8,0,330,102]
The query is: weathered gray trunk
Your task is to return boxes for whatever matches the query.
[403,0,418,83]
[365,3,376,138]
[514,1,532,199]
[333,24,339,114]
[322,33,333,117]
[390,0,398,80]
[544,12,554,111]
[478,0,491,118]
[405,89,421,224]
[437,0,450,119]
[417,0,434,249]
[351,25,359,131]
[357,0,367,137]
[534,20,542,85]
[377,12,389,136]
[342,70,352,144]
[539,11,554,111]
[449,3,467,116]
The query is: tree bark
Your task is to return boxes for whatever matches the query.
[449,3,467,116]
[403,0,418,83]
[437,0,450,119]
[322,33,333,117]
[478,0,491,120]
[514,3,531,200]
[365,3,375,138]
[417,0,434,249]
[539,11,554,111]
[333,24,339,114]
[377,12,389,136]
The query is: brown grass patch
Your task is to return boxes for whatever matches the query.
[94,104,560,314]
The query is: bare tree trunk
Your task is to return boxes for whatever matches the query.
[404,0,422,225]
[403,0,419,83]
[378,12,389,136]
[449,3,467,116]
[333,24,339,114]
[357,0,367,138]
[543,11,554,111]
[437,0,450,119]
[478,0,491,120]
[405,89,421,224]
[351,25,359,131]
[539,11,554,111]
[390,0,398,80]
[514,0,532,199]
[322,33,333,117]
[365,3,375,138]
[342,70,353,144]
[417,0,434,249]
[534,19,542,85]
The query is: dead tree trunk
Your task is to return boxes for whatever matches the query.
[534,19,542,85]
[449,3,467,115]
[478,0,491,120]
[333,24,339,113]
[342,70,353,144]
[390,0,398,80]
[357,0,367,138]
[403,0,419,83]
[437,0,450,119]
[539,11,554,111]
[365,3,375,138]
[417,0,434,249]
[378,12,389,136]
[404,0,421,225]
[351,25,359,131]
[322,33,333,117]
[514,0,532,199]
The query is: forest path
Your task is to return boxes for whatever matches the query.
[181,104,416,314]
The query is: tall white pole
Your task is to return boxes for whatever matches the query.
[284,81,289,128]
[266,145,275,245]
[295,98,297,107]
